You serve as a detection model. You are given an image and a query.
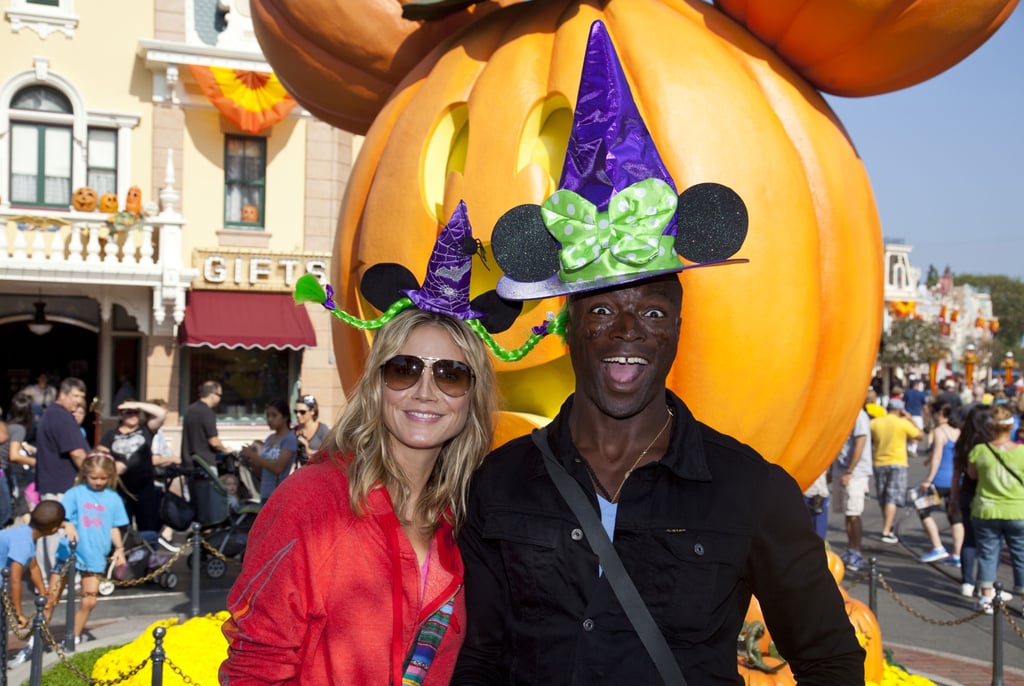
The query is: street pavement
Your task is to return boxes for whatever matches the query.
[6,451,1024,684]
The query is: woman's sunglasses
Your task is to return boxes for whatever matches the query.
[380,355,475,398]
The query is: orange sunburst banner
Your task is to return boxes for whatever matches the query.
[189,65,296,133]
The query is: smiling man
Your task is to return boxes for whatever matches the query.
[451,21,862,686]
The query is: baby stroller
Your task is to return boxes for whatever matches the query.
[187,455,260,579]
[98,528,178,596]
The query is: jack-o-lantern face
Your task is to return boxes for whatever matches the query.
[124,185,142,215]
[241,205,259,223]
[72,187,97,212]
[98,193,119,213]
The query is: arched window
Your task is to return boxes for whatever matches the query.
[9,84,73,207]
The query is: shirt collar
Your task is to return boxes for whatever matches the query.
[551,391,713,482]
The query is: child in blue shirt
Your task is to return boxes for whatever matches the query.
[1,500,65,627]
[44,453,128,644]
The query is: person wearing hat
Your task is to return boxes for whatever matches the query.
[222,203,537,685]
[870,397,923,543]
[452,22,862,685]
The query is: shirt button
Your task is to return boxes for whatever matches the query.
[694,543,705,556]
[582,618,595,632]
[571,528,583,541]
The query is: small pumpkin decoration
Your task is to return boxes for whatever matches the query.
[98,193,119,213]
[241,204,260,223]
[740,546,883,684]
[123,185,142,215]
[71,187,97,212]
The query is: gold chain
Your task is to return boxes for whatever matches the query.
[599,406,674,504]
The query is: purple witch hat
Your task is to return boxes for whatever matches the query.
[356,200,522,334]
[490,21,749,301]
[402,201,485,320]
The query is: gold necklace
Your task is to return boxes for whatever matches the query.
[585,406,674,503]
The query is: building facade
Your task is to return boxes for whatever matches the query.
[1,0,354,449]
[882,241,998,386]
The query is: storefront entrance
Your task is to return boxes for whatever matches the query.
[1,319,100,442]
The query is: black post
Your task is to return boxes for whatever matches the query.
[150,625,166,686]
[991,581,1004,686]
[1,568,9,686]
[64,540,77,653]
[29,595,46,686]
[868,557,878,616]
[191,522,202,618]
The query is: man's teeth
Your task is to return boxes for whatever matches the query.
[603,356,647,365]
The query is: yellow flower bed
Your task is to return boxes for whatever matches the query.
[97,610,934,686]
[869,662,937,686]
[92,611,231,684]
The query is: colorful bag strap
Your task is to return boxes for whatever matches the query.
[401,597,455,685]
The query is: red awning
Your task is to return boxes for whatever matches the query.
[181,291,317,350]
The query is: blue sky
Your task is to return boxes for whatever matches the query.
[824,7,1023,281]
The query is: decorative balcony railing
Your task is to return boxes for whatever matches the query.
[0,209,162,266]
[0,151,197,331]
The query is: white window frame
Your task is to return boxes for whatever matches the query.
[0,63,140,209]
[5,0,78,39]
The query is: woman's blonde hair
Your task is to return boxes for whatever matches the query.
[75,452,120,491]
[326,309,496,533]
[989,403,1015,431]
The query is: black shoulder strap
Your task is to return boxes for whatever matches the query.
[985,443,1024,487]
[531,427,686,686]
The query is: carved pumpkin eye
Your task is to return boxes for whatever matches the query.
[423,103,469,223]
[516,96,572,197]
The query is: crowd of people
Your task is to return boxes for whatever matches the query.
[0,372,331,665]
[826,375,1024,616]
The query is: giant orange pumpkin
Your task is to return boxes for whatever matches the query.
[326,0,883,487]
[251,0,1015,486]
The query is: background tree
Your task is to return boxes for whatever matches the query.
[956,274,1024,351]
[925,265,940,288]
[880,318,945,370]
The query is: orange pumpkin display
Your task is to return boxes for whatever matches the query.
[71,187,97,212]
[741,549,884,684]
[241,204,260,223]
[98,193,119,213]
[123,185,142,215]
[326,0,884,488]
[251,0,1015,488]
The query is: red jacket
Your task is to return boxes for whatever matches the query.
[220,459,465,685]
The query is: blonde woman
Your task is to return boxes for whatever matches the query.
[221,309,496,684]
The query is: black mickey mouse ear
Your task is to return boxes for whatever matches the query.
[490,204,561,282]
[360,263,420,313]
[675,183,748,263]
[469,290,524,334]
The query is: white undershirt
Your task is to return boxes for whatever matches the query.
[596,496,618,576]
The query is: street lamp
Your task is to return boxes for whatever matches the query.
[27,301,53,336]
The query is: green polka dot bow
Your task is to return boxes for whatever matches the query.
[542,178,680,283]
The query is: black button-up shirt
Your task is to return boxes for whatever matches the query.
[453,392,863,685]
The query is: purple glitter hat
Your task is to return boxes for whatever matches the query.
[355,200,522,334]
[402,201,485,320]
[491,21,748,301]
